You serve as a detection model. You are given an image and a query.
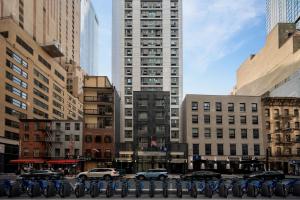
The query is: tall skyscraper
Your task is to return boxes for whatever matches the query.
[0,0,81,65]
[112,0,184,171]
[80,0,100,75]
[266,0,300,34]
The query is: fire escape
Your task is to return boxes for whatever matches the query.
[44,123,62,158]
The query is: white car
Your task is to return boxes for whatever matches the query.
[76,168,119,180]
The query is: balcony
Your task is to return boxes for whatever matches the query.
[85,123,112,129]
[84,96,113,103]
[41,41,64,58]
[84,109,113,116]
[275,139,293,145]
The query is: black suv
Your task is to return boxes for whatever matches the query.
[181,171,221,180]
[244,171,285,180]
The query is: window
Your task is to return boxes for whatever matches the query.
[192,128,198,138]
[125,108,132,116]
[265,109,270,117]
[205,144,211,155]
[241,129,247,139]
[266,121,271,129]
[217,144,224,155]
[104,135,112,143]
[171,108,179,117]
[217,128,223,139]
[65,123,70,130]
[6,48,28,68]
[216,102,222,111]
[5,83,27,99]
[138,112,148,120]
[242,144,248,155]
[85,135,92,143]
[229,129,235,139]
[254,144,260,156]
[65,135,70,141]
[24,134,29,141]
[240,116,247,124]
[55,149,60,157]
[228,115,235,124]
[125,130,132,138]
[34,98,48,110]
[125,119,132,127]
[284,109,289,116]
[294,109,299,117]
[193,144,199,155]
[216,115,222,124]
[295,122,300,130]
[75,135,80,141]
[252,103,258,112]
[274,109,279,118]
[240,103,246,112]
[6,71,27,89]
[5,119,19,129]
[204,102,210,111]
[192,102,198,111]
[16,36,33,54]
[5,95,27,110]
[34,69,48,84]
[228,103,234,112]
[54,70,65,81]
[204,115,210,124]
[230,144,236,155]
[34,79,48,93]
[38,55,51,69]
[192,115,198,123]
[171,131,179,139]
[6,60,28,79]
[204,128,211,138]
[95,136,102,143]
[252,116,259,125]
[253,129,259,139]
[75,123,80,130]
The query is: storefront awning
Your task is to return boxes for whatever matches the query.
[10,159,45,164]
[47,159,79,164]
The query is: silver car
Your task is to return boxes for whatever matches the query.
[135,168,168,180]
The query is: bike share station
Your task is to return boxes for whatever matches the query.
[2,175,300,198]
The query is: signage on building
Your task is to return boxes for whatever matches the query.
[242,156,252,160]
[228,156,240,161]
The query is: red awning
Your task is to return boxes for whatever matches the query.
[10,159,45,164]
[47,159,79,164]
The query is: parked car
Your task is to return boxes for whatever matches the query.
[135,168,168,180]
[244,170,285,180]
[76,168,119,180]
[181,171,221,180]
[20,170,63,179]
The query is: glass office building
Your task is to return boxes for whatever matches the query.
[80,0,100,75]
[266,0,300,34]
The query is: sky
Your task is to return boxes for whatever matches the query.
[91,0,266,95]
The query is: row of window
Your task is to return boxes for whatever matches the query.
[192,143,261,156]
[6,71,27,89]
[6,60,28,79]
[266,121,300,130]
[191,128,260,139]
[5,95,27,110]
[34,69,49,84]
[55,122,81,131]
[5,106,27,119]
[265,108,299,118]
[191,115,259,125]
[6,48,28,68]
[192,102,258,112]
[85,135,113,143]
[6,82,27,99]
